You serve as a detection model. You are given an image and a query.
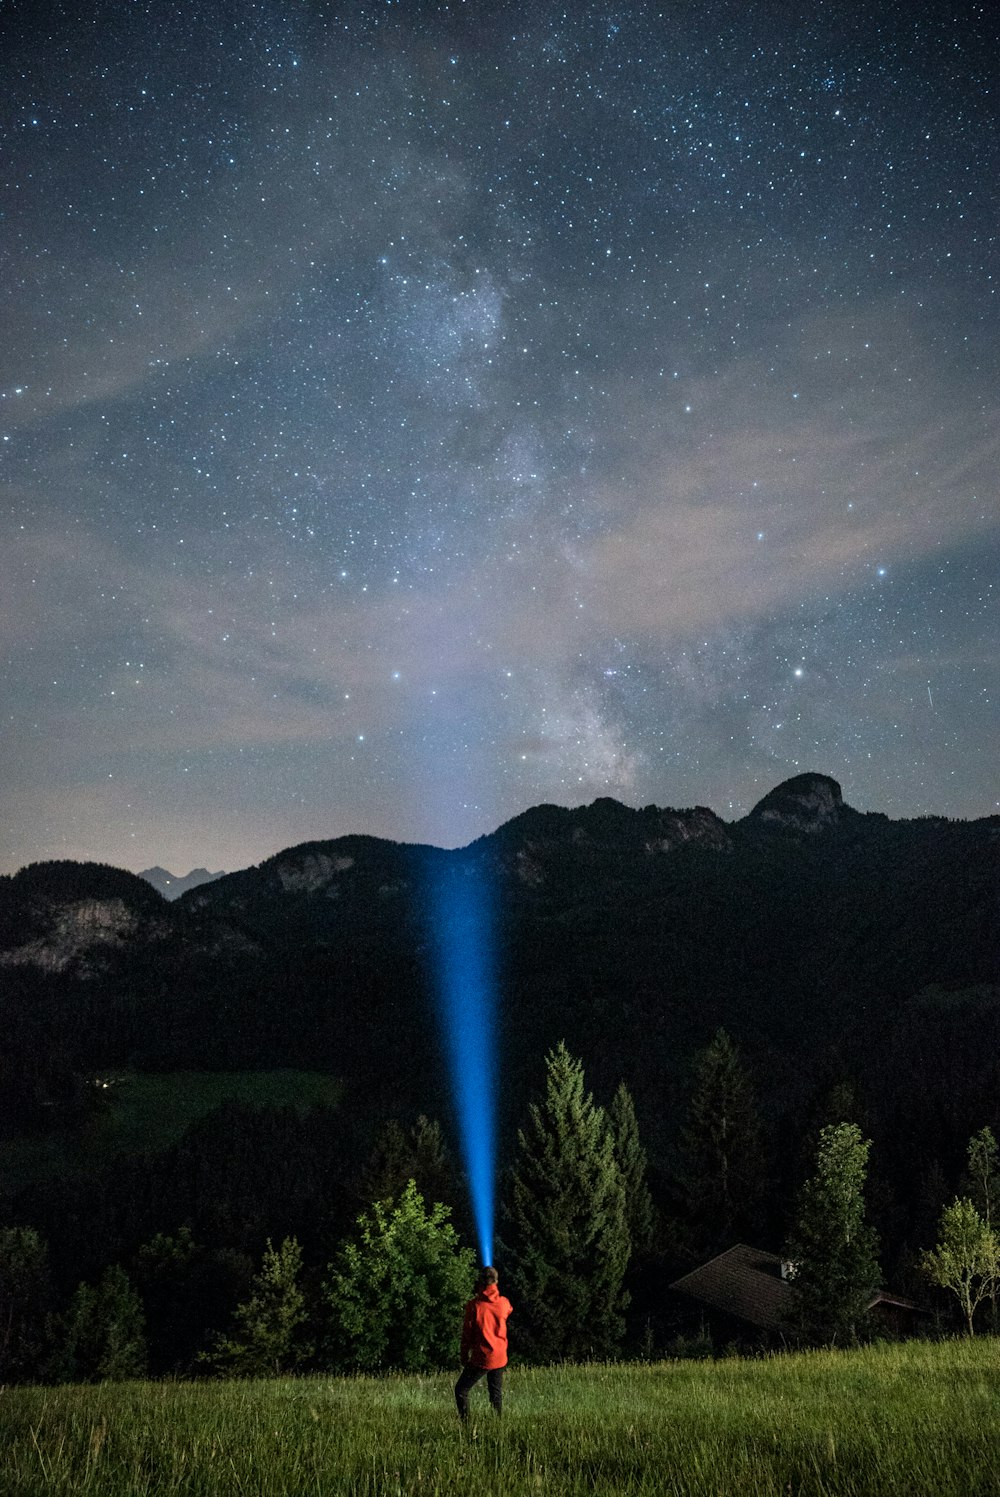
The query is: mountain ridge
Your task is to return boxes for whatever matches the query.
[2,770,998,1279]
[2,770,996,1121]
[3,774,995,970]
[6,772,977,898]
[138,866,226,901]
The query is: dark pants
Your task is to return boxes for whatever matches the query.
[455,1365,503,1419]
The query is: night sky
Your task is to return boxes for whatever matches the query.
[3,1,997,878]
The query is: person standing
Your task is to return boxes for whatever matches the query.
[455,1265,512,1419]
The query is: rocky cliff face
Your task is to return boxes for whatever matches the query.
[744,773,847,834]
[0,897,142,975]
[0,862,168,976]
[488,795,732,892]
[644,805,733,855]
[274,852,356,895]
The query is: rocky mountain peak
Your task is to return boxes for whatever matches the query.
[745,773,845,834]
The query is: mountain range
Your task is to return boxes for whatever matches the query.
[2,768,999,1293]
[2,772,996,1145]
[138,866,226,901]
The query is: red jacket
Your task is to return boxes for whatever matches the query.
[460,1283,513,1370]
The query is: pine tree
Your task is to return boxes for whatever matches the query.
[134,1226,254,1375]
[361,1115,456,1212]
[676,1028,763,1258]
[0,1226,53,1383]
[201,1237,311,1377]
[56,1264,147,1381]
[504,1042,630,1362]
[784,1122,881,1345]
[323,1179,474,1373]
[609,1082,655,1259]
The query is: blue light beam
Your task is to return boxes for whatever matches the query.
[426,856,497,1267]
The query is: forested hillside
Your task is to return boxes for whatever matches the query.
[1,772,998,1353]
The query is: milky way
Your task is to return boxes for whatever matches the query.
[2,1,997,875]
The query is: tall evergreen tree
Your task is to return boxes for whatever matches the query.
[676,1029,763,1258]
[504,1042,630,1362]
[133,1227,254,1375]
[361,1115,456,1213]
[785,1122,881,1345]
[55,1264,147,1381]
[609,1082,655,1259]
[0,1226,53,1383]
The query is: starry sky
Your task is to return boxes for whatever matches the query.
[2,0,997,877]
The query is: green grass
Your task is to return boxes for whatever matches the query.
[0,1071,341,1193]
[3,1338,1000,1495]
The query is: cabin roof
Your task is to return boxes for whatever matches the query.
[670,1244,923,1333]
[669,1243,791,1331]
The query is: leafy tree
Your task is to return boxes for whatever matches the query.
[961,1125,999,1326]
[0,1226,53,1383]
[961,1126,998,1228]
[56,1264,147,1381]
[609,1082,655,1259]
[784,1122,881,1345]
[921,1198,1000,1336]
[793,1079,867,1195]
[504,1042,630,1362]
[323,1179,474,1372]
[676,1029,763,1258]
[201,1236,311,1377]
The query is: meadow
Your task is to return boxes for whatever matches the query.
[0,1070,341,1195]
[3,1337,999,1496]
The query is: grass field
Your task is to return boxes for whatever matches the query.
[0,1070,341,1195]
[3,1337,999,1496]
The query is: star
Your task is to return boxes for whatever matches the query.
[0,1,995,875]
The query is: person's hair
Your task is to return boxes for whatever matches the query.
[477,1265,498,1289]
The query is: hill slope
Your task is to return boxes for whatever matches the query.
[2,773,997,1162]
